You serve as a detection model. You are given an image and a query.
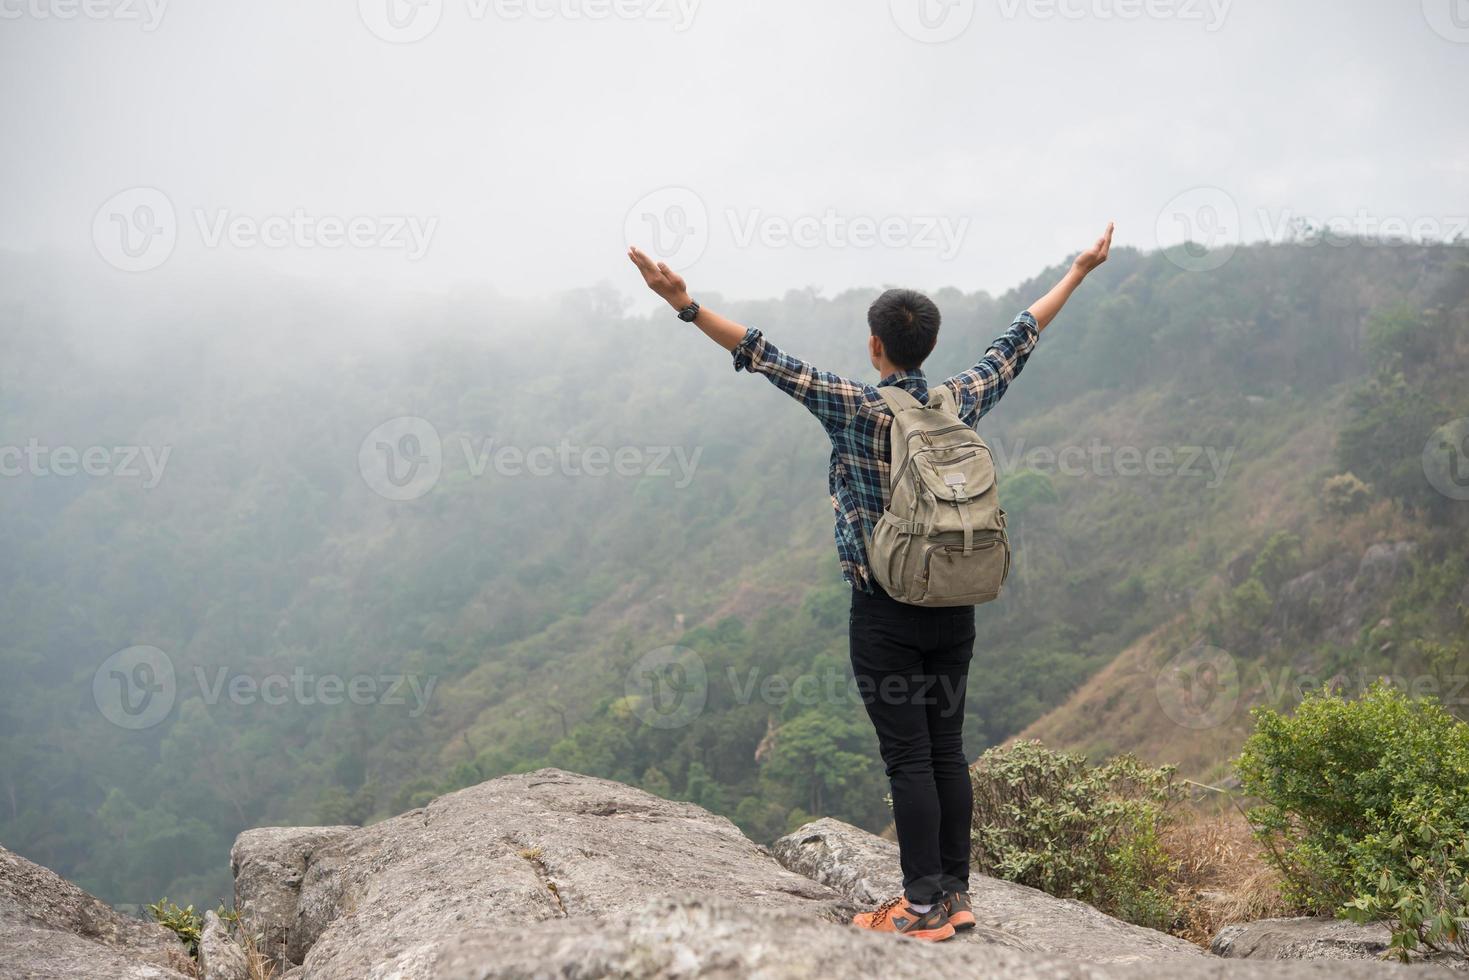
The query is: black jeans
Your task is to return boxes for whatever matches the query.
[850,582,975,905]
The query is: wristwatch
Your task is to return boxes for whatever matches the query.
[677,300,701,323]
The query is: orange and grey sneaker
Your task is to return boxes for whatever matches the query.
[851,896,955,942]
[942,891,975,931]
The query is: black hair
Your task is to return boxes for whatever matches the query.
[867,288,940,370]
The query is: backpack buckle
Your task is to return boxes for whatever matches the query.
[944,472,968,502]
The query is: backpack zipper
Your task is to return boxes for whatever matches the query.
[892,444,989,490]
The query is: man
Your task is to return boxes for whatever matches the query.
[627,223,1113,942]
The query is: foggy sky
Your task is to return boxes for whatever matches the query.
[1,0,1466,307]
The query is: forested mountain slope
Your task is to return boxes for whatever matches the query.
[1,241,1465,910]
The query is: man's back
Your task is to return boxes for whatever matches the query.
[730,311,1039,593]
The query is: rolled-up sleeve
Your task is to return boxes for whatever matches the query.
[732,328,868,434]
[942,311,1040,425]
[731,326,764,372]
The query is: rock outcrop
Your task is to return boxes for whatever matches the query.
[231,824,354,967]
[0,842,193,979]
[200,909,250,980]
[436,895,1467,980]
[1273,541,1418,642]
[1212,916,1396,961]
[771,816,1201,964]
[4,769,1464,979]
[1213,916,1468,970]
[280,769,844,979]
[232,769,1457,979]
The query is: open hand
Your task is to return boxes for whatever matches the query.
[627,246,692,310]
[1073,222,1114,276]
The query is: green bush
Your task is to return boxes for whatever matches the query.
[969,740,1183,930]
[1322,472,1372,515]
[1238,684,1469,960]
[1343,795,1469,962]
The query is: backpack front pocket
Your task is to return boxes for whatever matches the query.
[918,533,1009,605]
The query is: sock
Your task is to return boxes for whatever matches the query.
[907,902,934,914]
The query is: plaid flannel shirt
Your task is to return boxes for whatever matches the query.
[732,311,1040,592]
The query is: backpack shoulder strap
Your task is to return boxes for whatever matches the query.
[925,385,951,414]
[876,385,924,415]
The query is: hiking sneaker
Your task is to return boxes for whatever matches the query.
[851,896,955,942]
[942,891,975,931]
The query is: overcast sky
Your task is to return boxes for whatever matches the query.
[2,0,1466,306]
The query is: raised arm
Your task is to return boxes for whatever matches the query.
[627,246,745,349]
[626,246,866,433]
[943,222,1113,423]
[1029,222,1113,332]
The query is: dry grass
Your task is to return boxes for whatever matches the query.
[239,927,277,980]
[1161,807,1297,945]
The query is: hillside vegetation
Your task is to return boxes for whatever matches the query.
[1,241,1465,910]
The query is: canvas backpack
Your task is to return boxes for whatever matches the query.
[865,385,1011,607]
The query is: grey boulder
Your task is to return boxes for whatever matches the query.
[0,842,192,980]
[231,824,354,969]
[1213,916,1467,970]
[772,816,1200,964]
[280,769,843,979]
[218,769,1464,980]
[199,909,250,980]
